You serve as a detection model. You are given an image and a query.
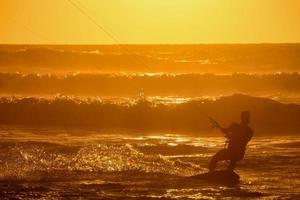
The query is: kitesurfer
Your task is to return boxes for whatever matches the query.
[208,111,253,172]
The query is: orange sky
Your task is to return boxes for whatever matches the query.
[1,0,300,44]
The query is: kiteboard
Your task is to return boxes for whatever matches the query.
[189,170,240,185]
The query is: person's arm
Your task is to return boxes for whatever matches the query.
[219,127,231,138]
[220,123,238,138]
[209,117,232,138]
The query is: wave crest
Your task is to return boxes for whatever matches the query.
[0,94,300,134]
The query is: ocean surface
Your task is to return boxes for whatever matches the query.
[1,44,300,74]
[0,128,299,199]
[1,44,300,104]
[0,44,300,199]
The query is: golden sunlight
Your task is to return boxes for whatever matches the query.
[0,0,300,199]
[1,0,300,44]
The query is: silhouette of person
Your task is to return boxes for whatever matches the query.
[208,111,253,172]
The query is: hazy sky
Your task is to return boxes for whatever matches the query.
[1,0,300,44]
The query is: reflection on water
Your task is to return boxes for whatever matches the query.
[0,128,299,199]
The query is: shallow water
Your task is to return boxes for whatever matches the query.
[0,128,299,199]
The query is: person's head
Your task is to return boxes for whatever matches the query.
[241,111,250,125]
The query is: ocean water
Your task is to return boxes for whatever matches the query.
[1,72,300,104]
[0,44,300,199]
[0,128,299,199]
[1,44,300,74]
[1,44,300,104]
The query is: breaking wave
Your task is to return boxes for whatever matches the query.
[0,94,300,134]
[1,72,300,99]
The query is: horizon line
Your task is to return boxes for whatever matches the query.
[1,42,300,46]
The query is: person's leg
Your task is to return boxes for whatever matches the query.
[228,159,236,171]
[228,151,245,171]
[208,149,229,172]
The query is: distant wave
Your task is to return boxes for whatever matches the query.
[0,94,299,134]
[1,73,300,99]
[1,44,300,73]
